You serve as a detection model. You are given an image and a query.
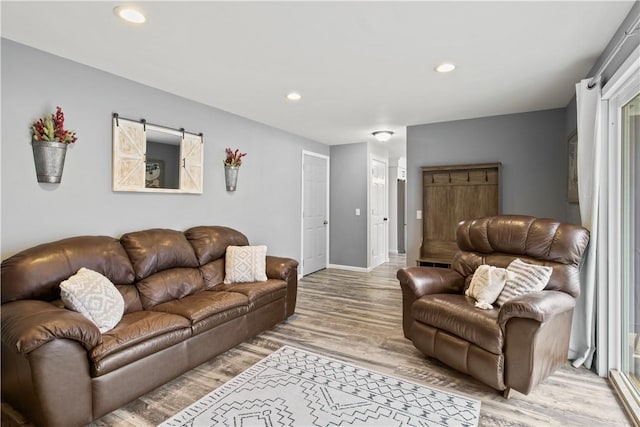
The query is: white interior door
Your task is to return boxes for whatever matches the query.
[371,158,387,268]
[302,152,329,275]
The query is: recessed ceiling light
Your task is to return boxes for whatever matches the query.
[114,6,146,24]
[372,130,394,142]
[286,92,302,101]
[435,63,456,73]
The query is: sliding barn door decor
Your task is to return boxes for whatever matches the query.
[112,113,204,194]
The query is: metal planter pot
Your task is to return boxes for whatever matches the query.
[32,140,68,183]
[224,166,239,191]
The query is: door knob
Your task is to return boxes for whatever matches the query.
[323,220,329,225]
[383,217,388,221]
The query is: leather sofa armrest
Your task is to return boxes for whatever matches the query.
[397,267,464,338]
[265,256,299,280]
[1,300,101,355]
[498,290,575,328]
[397,267,465,299]
[266,256,299,317]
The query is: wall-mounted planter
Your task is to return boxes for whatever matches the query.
[224,165,239,191]
[32,140,67,183]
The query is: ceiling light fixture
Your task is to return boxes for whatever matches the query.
[286,92,302,101]
[114,6,146,24]
[372,130,394,142]
[435,63,456,73]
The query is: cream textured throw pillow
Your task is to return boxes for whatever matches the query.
[466,264,511,309]
[495,258,553,306]
[60,268,125,333]
[224,245,268,284]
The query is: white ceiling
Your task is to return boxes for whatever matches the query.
[1,1,635,157]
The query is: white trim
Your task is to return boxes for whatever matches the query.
[610,370,640,426]
[598,41,640,424]
[607,63,640,371]
[327,263,373,273]
[300,150,330,276]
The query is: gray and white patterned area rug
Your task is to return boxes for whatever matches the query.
[160,346,480,427]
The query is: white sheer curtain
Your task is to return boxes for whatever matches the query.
[570,79,607,373]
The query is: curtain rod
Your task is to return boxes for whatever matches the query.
[112,113,203,137]
[588,12,640,89]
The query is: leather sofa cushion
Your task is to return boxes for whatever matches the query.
[115,285,143,313]
[136,268,205,309]
[412,294,503,354]
[185,226,249,265]
[120,229,198,280]
[200,259,225,290]
[90,311,190,376]
[1,236,135,304]
[151,291,248,326]
[211,280,287,310]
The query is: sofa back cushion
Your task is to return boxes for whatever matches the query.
[120,228,198,280]
[453,216,589,298]
[185,226,249,265]
[200,258,225,290]
[136,268,206,309]
[1,236,135,304]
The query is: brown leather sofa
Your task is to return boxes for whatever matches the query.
[398,215,589,397]
[1,226,298,426]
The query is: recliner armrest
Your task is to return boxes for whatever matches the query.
[498,290,575,328]
[265,256,298,280]
[1,300,101,355]
[397,267,465,299]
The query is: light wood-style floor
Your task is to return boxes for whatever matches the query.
[4,255,632,426]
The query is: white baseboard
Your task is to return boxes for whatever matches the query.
[328,264,373,273]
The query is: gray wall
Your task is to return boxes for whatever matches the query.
[406,108,567,265]
[329,143,367,268]
[1,39,329,259]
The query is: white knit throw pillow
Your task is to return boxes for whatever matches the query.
[495,258,553,306]
[60,268,125,333]
[466,264,510,309]
[224,245,268,284]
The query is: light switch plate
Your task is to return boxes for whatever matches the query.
[355,208,361,216]
[417,210,422,220]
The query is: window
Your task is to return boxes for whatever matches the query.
[605,49,640,424]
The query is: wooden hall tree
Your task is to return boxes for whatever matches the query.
[418,163,501,266]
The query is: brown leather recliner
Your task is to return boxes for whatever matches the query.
[397,215,589,397]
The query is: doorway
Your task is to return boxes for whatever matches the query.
[370,156,388,268]
[301,151,329,276]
